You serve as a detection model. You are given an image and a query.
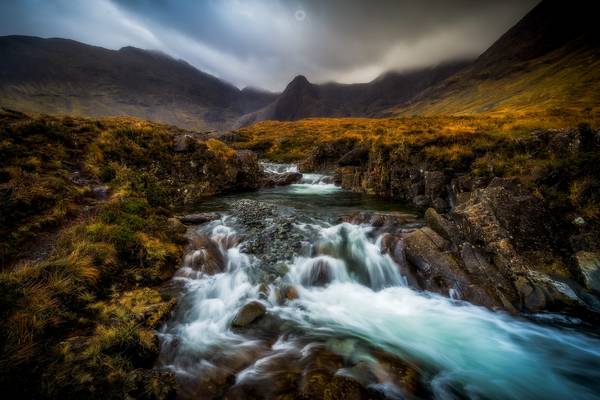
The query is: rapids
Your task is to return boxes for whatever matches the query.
[159,164,600,399]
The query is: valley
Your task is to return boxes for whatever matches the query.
[1,0,600,399]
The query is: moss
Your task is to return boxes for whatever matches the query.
[0,111,248,398]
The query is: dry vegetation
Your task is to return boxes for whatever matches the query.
[230,110,600,161]
[0,109,248,398]
[230,111,600,229]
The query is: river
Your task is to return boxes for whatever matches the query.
[158,164,600,399]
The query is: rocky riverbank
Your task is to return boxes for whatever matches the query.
[297,125,600,319]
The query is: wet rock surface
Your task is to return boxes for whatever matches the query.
[231,301,266,327]
[302,129,600,317]
[261,171,303,187]
[179,212,221,225]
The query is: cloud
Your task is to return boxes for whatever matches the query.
[0,0,538,91]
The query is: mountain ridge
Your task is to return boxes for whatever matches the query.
[392,0,600,115]
[0,35,277,131]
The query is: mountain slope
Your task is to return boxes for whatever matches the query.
[0,36,277,131]
[393,0,600,115]
[238,60,468,126]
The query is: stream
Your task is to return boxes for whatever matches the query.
[158,164,600,399]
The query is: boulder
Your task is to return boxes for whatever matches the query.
[185,234,225,275]
[403,227,499,307]
[424,208,460,242]
[231,301,266,327]
[235,150,264,190]
[574,251,600,293]
[262,171,302,187]
[300,259,332,287]
[179,212,220,225]
[403,228,460,291]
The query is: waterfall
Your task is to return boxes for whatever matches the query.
[159,163,600,400]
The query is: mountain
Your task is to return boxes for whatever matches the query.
[0,36,277,131]
[392,0,600,115]
[238,60,468,126]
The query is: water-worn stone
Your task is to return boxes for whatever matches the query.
[301,259,332,287]
[185,234,225,274]
[179,212,220,225]
[262,171,302,187]
[231,301,266,327]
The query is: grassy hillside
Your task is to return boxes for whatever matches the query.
[0,36,277,131]
[0,109,259,398]
[390,0,600,116]
[395,47,600,115]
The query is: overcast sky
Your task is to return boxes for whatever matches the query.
[0,0,538,91]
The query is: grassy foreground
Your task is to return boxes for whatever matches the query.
[0,109,253,398]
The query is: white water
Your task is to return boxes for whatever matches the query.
[160,165,600,399]
[260,162,298,174]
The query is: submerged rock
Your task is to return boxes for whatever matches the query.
[231,301,266,327]
[184,234,225,275]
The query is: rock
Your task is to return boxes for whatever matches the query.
[179,212,220,225]
[573,216,586,226]
[231,301,266,327]
[412,195,429,208]
[338,147,369,167]
[262,171,302,187]
[167,217,187,234]
[91,185,109,199]
[300,259,332,287]
[404,227,498,307]
[185,234,225,274]
[424,208,459,242]
[574,251,600,293]
[274,284,299,304]
[452,178,555,253]
[424,170,448,202]
[339,211,419,228]
[403,228,457,289]
[299,138,357,171]
[432,197,449,212]
[231,200,308,270]
[235,150,264,190]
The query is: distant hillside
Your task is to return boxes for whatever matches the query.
[393,0,600,115]
[238,61,468,126]
[0,36,277,131]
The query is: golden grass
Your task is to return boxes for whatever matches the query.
[231,111,600,162]
[393,47,600,116]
